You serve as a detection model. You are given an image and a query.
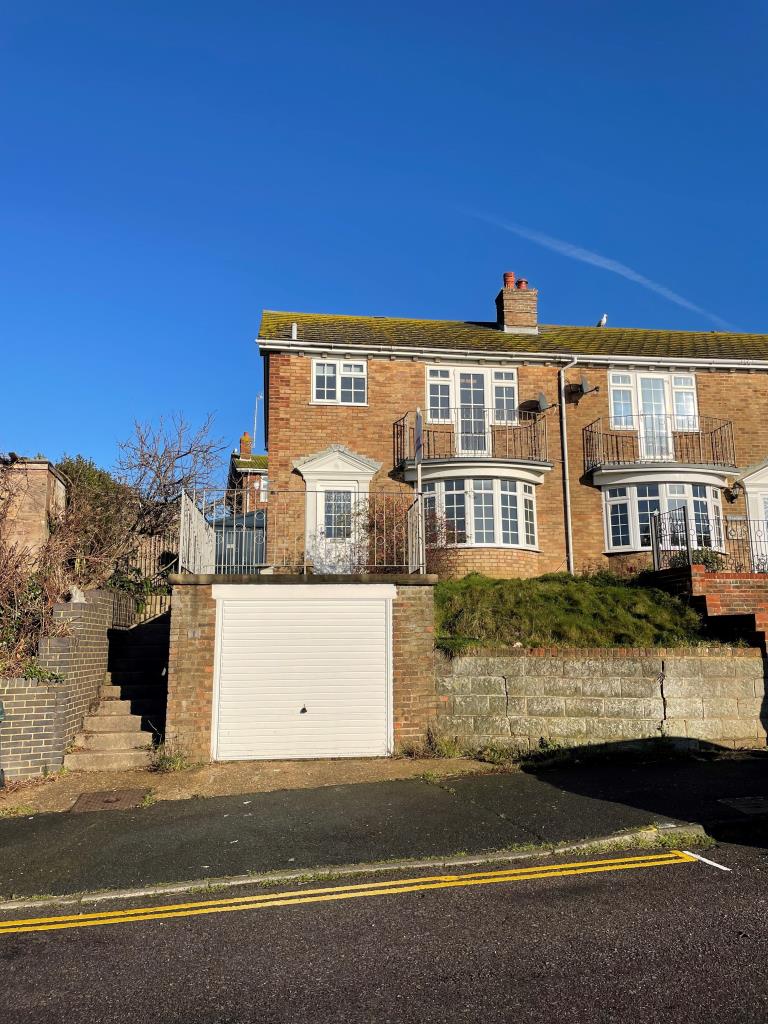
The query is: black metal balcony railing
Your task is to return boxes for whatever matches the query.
[584,415,736,471]
[651,507,768,574]
[394,408,549,465]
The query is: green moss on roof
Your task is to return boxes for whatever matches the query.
[259,311,768,362]
[233,454,268,470]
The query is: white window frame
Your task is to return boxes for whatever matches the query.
[602,481,723,553]
[423,477,538,550]
[608,372,636,430]
[607,371,699,433]
[311,357,367,406]
[425,366,518,426]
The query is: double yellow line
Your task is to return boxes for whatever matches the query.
[0,850,695,936]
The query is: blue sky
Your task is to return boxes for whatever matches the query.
[2,2,766,470]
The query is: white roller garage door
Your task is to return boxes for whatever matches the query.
[212,584,395,760]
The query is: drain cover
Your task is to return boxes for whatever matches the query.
[717,796,768,816]
[70,789,149,814]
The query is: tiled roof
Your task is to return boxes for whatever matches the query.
[259,311,768,362]
[232,454,268,471]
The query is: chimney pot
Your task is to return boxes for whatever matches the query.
[516,278,529,291]
[240,431,252,458]
[503,271,516,289]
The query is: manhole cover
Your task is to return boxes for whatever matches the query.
[70,789,149,814]
[717,796,768,816]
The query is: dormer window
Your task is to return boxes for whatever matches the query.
[312,358,367,405]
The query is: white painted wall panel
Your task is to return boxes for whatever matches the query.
[214,592,392,760]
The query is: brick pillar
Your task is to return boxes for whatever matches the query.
[392,582,437,748]
[166,584,216,760]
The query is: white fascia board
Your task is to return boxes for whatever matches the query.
[212,583,398,601]
[592,465,733,489]
[403,460,552,486]
[257,337,768,373]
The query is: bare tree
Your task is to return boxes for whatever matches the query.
[117,413,226,534]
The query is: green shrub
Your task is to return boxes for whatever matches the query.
[435,572,706,654]
[668,548,724,572]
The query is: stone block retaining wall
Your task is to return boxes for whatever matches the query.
[436,648,767,752]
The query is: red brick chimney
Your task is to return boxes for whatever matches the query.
[495,271,538,333]
[239,431,252,458]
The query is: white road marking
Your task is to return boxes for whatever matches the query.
[682,850,731,872]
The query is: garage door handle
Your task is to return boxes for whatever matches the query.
[300,705,308,714]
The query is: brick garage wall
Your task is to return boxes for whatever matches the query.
[165,583,217,760]
[165,577,437,760]
[436,648,767,751]
[391,582,436,747]
[0,589,119,779]
[0,678,67,779]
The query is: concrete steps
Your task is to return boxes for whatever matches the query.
[65,750,152,771]
[64,673,155,771]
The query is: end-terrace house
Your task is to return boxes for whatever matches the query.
[257,272,768,578]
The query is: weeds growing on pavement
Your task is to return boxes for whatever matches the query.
[149,742,190,773]
[0,804,37,818]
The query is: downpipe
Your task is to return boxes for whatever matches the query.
[559,356,579,574]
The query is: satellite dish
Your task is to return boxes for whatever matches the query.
[538,392,550,412]
[581,374,590,395]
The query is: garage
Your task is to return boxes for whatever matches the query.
[211,584,395,760]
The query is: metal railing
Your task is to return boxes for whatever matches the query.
[109,528,179,626]
[584,415,735,471]
[651,508,768,573]
[180,488,424,575]
[394,408,548,465]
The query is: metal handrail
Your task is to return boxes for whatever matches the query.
[394,408,548,464]
[584,414,735,470]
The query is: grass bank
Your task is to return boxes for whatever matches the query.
[435,572,709,655]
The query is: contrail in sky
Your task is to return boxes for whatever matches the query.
[472,213,734,330]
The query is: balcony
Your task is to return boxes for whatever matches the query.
[583,415,736,472]
[394,408,549,466]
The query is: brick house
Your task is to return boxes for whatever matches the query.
[255,271,768,578]
[227,431,268,507]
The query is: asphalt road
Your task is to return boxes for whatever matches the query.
[2,840,768,1024]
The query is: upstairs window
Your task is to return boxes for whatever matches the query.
[609,373,634,429]
[672,375,698,430]
[312,358,367,405]
[493,371,517,424]
[428,368,451,422]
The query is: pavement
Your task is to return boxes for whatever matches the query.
[1,755,767,900]
[2,840,767,1024]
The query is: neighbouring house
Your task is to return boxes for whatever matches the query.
[0,456,67,563]
[227,431,268,506]
[255,270,768,578]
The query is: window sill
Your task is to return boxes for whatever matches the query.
[437,543,540,553]
[309,401,369,408]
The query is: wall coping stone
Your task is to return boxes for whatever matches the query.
[437,646,761,659]
[168,573,438,587]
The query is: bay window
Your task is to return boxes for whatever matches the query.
[603,482,722,552]
[423,478,537,549]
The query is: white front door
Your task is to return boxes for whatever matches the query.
[638,375,673,460]
[745,489,768,571]
[213,585,394,760]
